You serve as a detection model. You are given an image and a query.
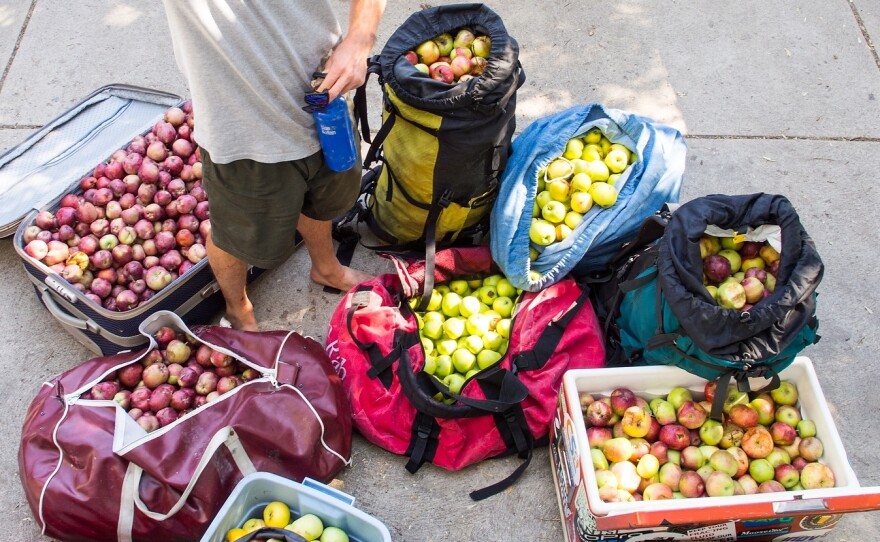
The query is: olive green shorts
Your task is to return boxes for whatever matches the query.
[200,148,361,269]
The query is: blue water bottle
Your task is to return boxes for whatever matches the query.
[311,96,359,172]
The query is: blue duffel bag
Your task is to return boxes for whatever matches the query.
[490,103,687,291]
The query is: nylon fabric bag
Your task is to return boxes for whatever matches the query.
[591,194,823,415]
[323,246,605,500]
[18,311,351,542]
[490,103,686,292]
[337,3,524,280]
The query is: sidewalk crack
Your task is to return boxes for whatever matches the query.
[0,0,38,94]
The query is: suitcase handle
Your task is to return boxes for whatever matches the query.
[39,284,98,332]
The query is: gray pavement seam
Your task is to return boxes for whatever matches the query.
[0,0,37,94]
[849,0,880,69]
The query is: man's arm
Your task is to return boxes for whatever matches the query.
[318,0,387,100]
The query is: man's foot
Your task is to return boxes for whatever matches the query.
[223,303,260,332]
[310,265,373,292]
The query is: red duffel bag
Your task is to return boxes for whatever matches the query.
[19,311,351,542]
[324,246,604,500]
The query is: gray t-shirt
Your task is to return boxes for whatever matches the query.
[162,1,341,164]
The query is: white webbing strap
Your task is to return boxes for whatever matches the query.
[116,427,256,541]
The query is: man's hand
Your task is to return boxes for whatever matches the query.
[317,0,386,101]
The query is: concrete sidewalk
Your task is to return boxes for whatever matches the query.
[1,1,879,540]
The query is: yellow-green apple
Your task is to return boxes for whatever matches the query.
[651,399,678,426]
[666,387,693,410]
[433,32,454,56]
[570,172,593,193]
[448,279,470,296]
[581,144,603,162]
[748,458,775,483]
[462,335,483,355]
[643,482,673,500]
[621,405,651,438]
[718,248,742,273]
[495,278,516,298]
[604,148,629,174]
[535,190,553,210]
[414,63,430,74]
[564,210,584,229]
[720,236,744,251]
[472,35,491,58]
[797,419,817,438]
[453,28,475,49]
[451,348,476,373]
[441,316,465,339]
[495,318,512,338]
[636,453,661,479]
[720,422,744,449]
[591,448,609,471]
[760,245,781,266]
[440,291,462,317]
[546,158,572,180]
[584,127,602,144]
[741,257,765,272]
[750,393,776,426]
[476,285,498,305]
[680,446,705,470]
[563,138,585,160]
[571,158,590,176]
[263,501,292,528]
[584,160,610,182]
[603,437,635,463]
[465,313,490,336]
[415,40,440,64]
[699,235,721,258]
[775,405,802,427]
[546,179,571,202]
[766,446,791,468]
[569,190,593,214]
[717,280,746,309]
[476,349,502,369]
[444,372,466,394]
[423,355,437,374]
[699,419,724,446]
[459,295,482,317]
[611,460,641,493]
[709,449,739,477]
[529,218,556,246]
[770,381,799,405]
[589,182,617,208]
[705,471,736,497]
[775,463,800,488]
[658,462,682,491]
[492,296,514,317]
[799,462,835,489]
[433,354,453,378]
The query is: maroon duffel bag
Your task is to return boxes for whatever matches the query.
[19,310,351,542]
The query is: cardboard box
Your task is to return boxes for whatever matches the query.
[200,472,392,542]
[550,357,880,541]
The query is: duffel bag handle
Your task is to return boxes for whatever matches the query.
[237,527,308,542]
[116,427,256,541]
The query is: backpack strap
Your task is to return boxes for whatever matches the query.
[512,285,591,372]
[405,411,441,474]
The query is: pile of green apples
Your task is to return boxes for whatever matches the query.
[700,234,781,310]
[529,128,635,256]
[581,378,835,503]
[404,27,491,84]
[412,274,520,402]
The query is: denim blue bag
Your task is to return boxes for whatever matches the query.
[490,104,687,291]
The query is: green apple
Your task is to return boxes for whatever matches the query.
[465,368,481,379]
[440,292,463,317]
[433,32,454,56]
[535,190,553,210]
[462,335,484,355]
[435,339,457,357]
[320,526,350,542]
[581,144,603,162]
[721,236,744,251]
[449,279,471,296]
[459,295,482,317]
[420,337,434,355]
[563,138,585,160]
[451,348,477,373]
[546,158,573,180]
[541,200,567,224]
[569,191,593,214]
[495,318,512,338]
[546,179,571,203]
[467,277,483,289]
[495,278,516,298]
[442,316,466,339]
[423,355,437,374]
[604,148,629,174]
[564,210,584,229]
[465,313,490,336]
[699,419,724,446]
[607,173,621,186]
[584,159,610,182]
[589,182,617,208]
[481,330,503,351]
[556,223,572,241]
[483,274,503,287]
[434,354,453,378]
[571,159,590,177]
[492,296,514,317]
[529,219,557,246]
[435,284,450,295]
[570,172,592,193]
[476,349,502,369]
[528,270,542,283]
[444,373,466,395]
[421,319,444,340]
[289,514,323,541]
[666,387,693,410]
[423,310,445,324]
[584,127,602,144]
[529,246,540,261]
[600,137,612,156]
[424,289,442,311]
[477,285,498,305]
[609,143,631,161]
[415,40,440,64]
[414,63,430,74]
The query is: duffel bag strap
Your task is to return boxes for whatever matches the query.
[429,366,530,413]
[117,427,256,541]
[513,285,592,372]
[468,409,535,502]
[405,411,441,474]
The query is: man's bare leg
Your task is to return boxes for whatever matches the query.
[297,214,372,291]
[206,234,259,331]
